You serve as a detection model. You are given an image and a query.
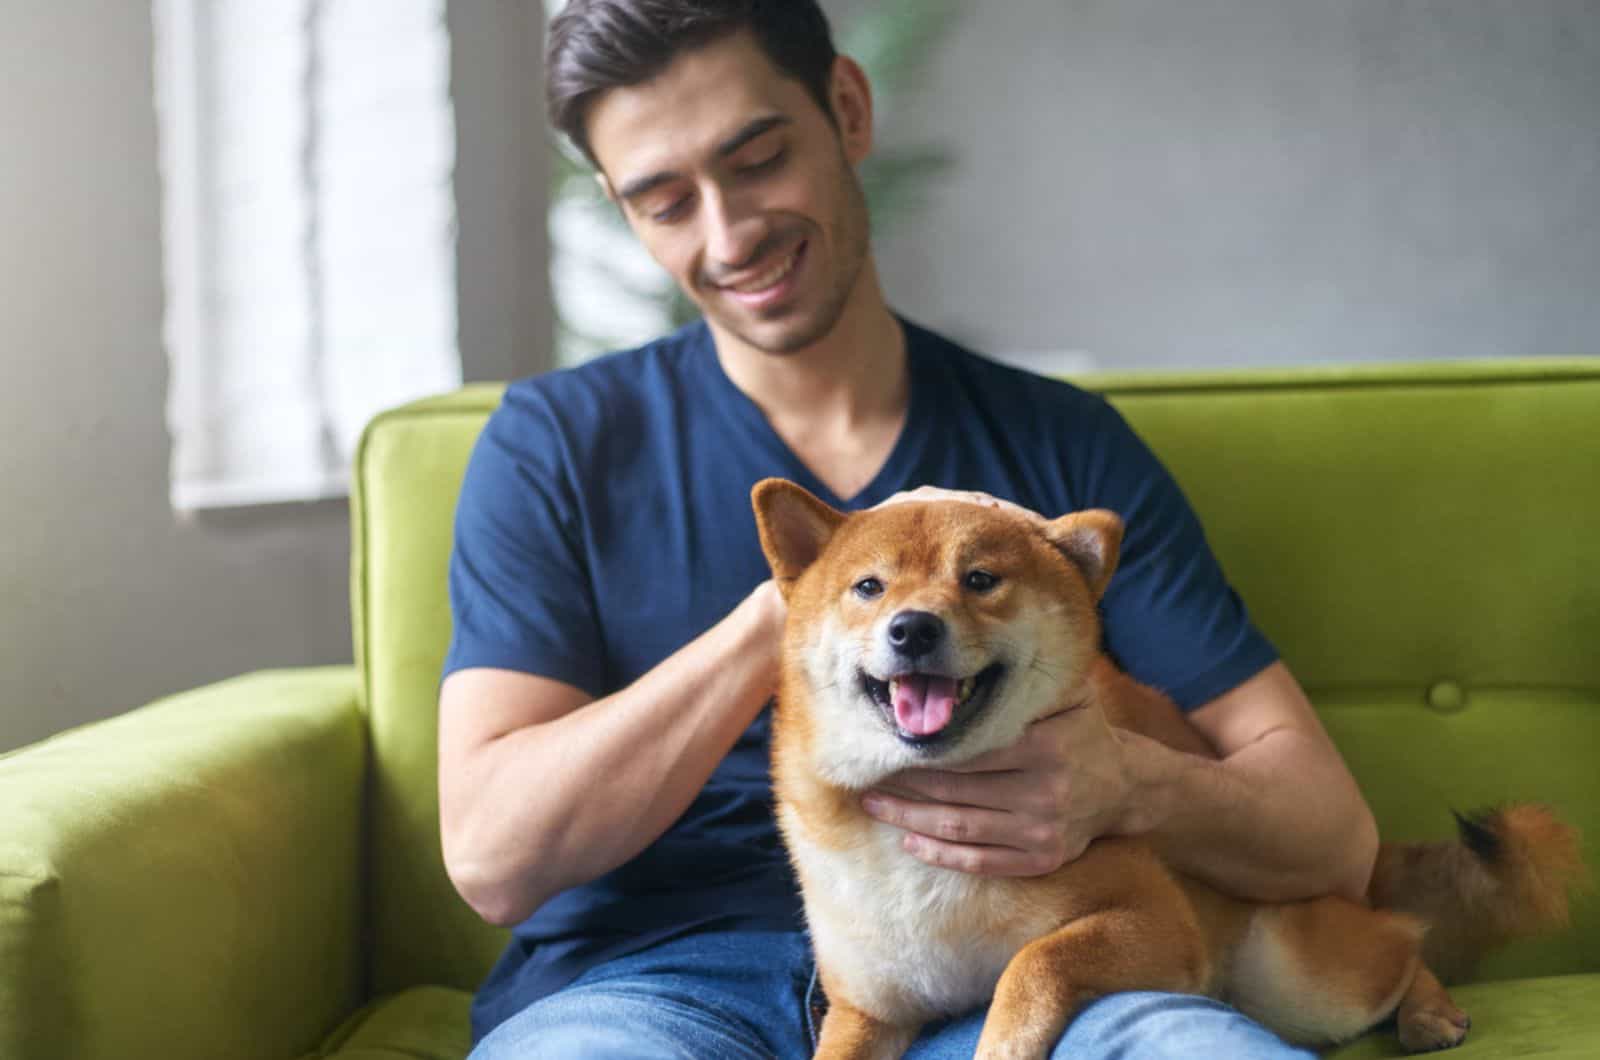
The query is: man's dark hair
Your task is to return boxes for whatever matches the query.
[547,0,840,167]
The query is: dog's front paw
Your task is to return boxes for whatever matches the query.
[1397,1002,1470,1053]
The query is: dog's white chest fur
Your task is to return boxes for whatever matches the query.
[783,804,1062,1023]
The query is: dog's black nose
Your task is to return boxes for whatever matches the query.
[888,610,945,658]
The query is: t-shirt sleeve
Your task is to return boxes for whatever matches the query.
[441,389,607,697]
[1075,397,1278,710]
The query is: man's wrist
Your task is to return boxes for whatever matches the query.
[724,579,786,699]
[743,579,787,639]
[1114,729,1189,838]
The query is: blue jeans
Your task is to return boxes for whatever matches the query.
[470,930,1318,1059]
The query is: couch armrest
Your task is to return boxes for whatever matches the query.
[0,667,366,1060]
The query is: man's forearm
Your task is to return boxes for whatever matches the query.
[1123,726,1379,903]
[446,582,784,925]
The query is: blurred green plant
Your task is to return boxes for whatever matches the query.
[549,0,965,363]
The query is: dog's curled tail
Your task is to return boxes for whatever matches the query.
[1367,803,1588,983]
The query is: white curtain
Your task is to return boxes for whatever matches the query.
[153,0,461,510]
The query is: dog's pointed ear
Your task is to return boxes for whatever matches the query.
[751,478,848,595]
[1042,509,1123,600]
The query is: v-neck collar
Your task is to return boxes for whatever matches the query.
[694,317,933,509]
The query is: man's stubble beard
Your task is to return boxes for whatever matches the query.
[705,156,872,358]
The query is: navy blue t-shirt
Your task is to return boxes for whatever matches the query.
[445,318,1277,1040]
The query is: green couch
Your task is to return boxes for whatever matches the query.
[2,359,1596,1059]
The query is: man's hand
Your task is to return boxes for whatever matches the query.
[873,485,1046,525]
[860,704,1140,877]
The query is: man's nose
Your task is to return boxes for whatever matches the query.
[704,188,766,273]
[887,610,946,660]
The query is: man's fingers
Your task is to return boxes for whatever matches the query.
[899,833,1061,878]
[872,486,1046,523]
[862,781,1090,878]
[872,486,950,509]
[861,792,1019,848]
[877,768,1027,807]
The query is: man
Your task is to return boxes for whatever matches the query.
[439,2,1378,1056]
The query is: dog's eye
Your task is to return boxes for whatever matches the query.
[963,569,1000,592]
[853,577,885,600]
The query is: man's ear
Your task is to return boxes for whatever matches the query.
[1042,509,1123,601]
[828,55,875,166]
[751,478,847,595]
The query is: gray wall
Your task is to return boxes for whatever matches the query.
[841,0,1600,369]
[0,0,551,753]
[452,0,554,386]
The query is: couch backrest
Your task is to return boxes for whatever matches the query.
[1094,360,1600,981]
[352,385,510,997]
[351,360,1599,997]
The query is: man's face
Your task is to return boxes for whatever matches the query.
[586,31,873,356]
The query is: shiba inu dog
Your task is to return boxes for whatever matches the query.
[751,479,1584,1060]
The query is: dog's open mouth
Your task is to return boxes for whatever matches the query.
[860,662,1006,746]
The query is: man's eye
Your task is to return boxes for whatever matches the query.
[963,570,1000,592]
[740,148,786,176]
[650,196,692,223]
[853,577,884,600]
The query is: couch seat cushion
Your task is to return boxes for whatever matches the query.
[311,986,472,1060]
[1327,974,1600,1058]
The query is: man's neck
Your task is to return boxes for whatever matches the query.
[708,263,910,501]
[709,264,908,436]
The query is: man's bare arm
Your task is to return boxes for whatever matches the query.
[1124,661,1379,902]
[439,580,785,926]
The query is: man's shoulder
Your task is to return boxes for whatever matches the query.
[906,318,1113,430]
[460,324,709,491]
[492,322,707,441]
[480,323,707,457]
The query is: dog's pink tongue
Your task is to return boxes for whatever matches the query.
[893,675,958,736]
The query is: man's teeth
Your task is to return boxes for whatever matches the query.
[730,248,799,293]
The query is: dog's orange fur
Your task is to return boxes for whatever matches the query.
[751,479,1583,1060]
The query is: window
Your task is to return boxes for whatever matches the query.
[152,0,461,509]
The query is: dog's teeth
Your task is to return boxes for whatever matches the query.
[958,677,972,703]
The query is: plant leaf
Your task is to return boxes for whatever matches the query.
[839,0,965,104]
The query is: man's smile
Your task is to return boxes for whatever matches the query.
[715,240,808,309]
